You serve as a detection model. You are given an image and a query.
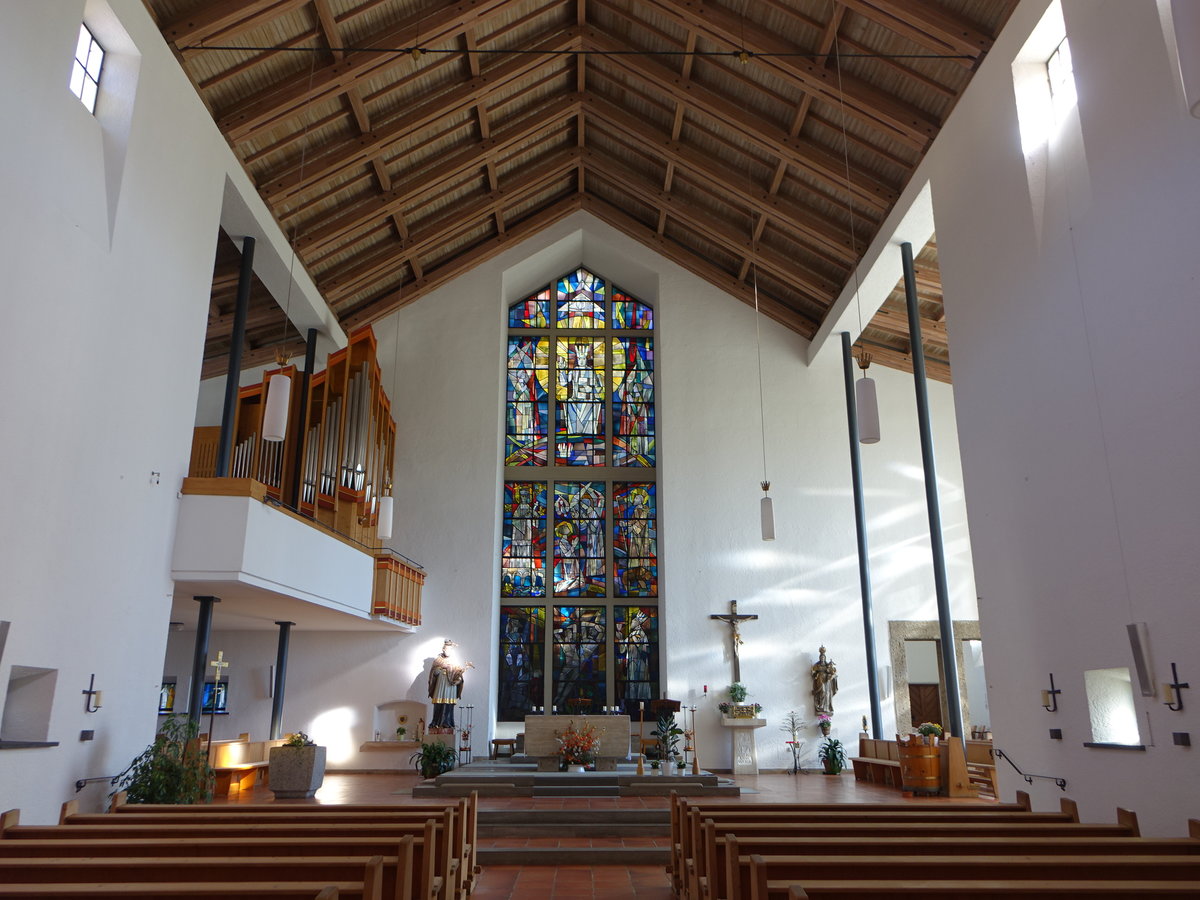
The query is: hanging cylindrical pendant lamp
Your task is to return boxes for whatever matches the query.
[377,494,394,541]
[760,481,775,542]
[262,371,292,442]
[855,376,880,444]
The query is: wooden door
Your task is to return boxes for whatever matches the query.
[909,683,942,725]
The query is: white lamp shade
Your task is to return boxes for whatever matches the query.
[760,495,775,542]
[377,495,394,541]
[855,376,880,444]
[262,372,292,442]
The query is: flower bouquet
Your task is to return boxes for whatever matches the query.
[556,720,599,769]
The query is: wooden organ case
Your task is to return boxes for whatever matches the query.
[188,325,417,626]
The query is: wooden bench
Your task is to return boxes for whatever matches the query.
[205,736,287,797]
[489,738,517,759]
[965,738,999,799]
[3,816,454,900]
[0,855,387,900]
[849,738,900,787]
[668,793,1035,897]
[779,878,1200,898]
[0,885,346,898]
[99,796,476,898]
[741,851,1200,900]
[713,833,1200,900]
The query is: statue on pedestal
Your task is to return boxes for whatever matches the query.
[811,646,838,717]
[428,640,473,731]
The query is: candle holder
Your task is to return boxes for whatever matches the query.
[82,674,102,713]
[1041,674,1061,712]
[1164,663,1189,712]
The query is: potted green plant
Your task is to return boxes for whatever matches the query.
[269,731,326,799]
[674,757,688,774]
[818,737,846,776]
[916,721,944,743]
[651,712,683,762]
[113,715,214,804]
[649,758,662,773]
[410,739,456,779]
[395,725,407,741]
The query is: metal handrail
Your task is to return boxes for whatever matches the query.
[991,747,1067,790]
[74,775,119,793]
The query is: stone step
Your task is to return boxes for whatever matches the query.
[531,785,621,797]
[479,822,668,838]
[477,846,669,866]
[479,809,669,826]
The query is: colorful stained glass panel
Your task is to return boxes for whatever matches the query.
[613,482,657,597]
[556,268,606,328]
[556,337,606,465]
[553,482,605,596]
[507,338,549,466]
[502,482,547,597]
[552,605,606,709]
[509,290,550,328]
[612,337,655,466]
[499,606,545,720]
[614,606,658,704]
[612,293,654,330]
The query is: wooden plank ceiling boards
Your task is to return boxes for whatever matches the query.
[146,0,1016,380]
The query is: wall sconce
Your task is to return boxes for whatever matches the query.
[1041,673,1061,712]
[1163,662,1189,712]
[82,673,102,713]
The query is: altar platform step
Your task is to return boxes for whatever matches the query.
[476,809,671,865]
[410,762,739,798]
[477,846,669,865]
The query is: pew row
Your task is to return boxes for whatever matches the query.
[0,856,386,900]
[0,883,347,898]
[781,878,1200,898]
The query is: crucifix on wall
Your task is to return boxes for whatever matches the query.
[710,600,758,683]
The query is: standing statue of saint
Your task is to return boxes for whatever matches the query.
[811,646,838,716]
[428,639,474,731]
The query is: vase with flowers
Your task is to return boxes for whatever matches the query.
[556,720,599,772]
[817,713,832,737]
[916,722,943,744]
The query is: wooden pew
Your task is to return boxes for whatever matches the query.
[685,816,1138,900]
[668,792,1033,896]
[680,798,1082,899]
[0,835,429,900]
[741,852,1200,900]
[715,834,1200,900]
[849,738,901,787]
[2,818,451,900]
[0,882,349,897]
[0,856,386,900]
[781,878,1200,898]
[105,794,478,894]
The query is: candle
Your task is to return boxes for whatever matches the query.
[1040,690,1051,706]
[703,685,708,694]
[93,691,103,708]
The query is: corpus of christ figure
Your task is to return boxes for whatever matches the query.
[709,600,758,683]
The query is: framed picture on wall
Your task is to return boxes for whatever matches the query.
[201,681,228,714]
[158,679,176,714]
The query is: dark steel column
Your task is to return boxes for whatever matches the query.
[841,332,884,739]
[269,621,295,739]
[901,241,964,739]
[187,596,219,730]
[287,329,319,509]
[215,236,256,477]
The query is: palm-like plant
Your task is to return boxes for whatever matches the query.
[817,737,846,775]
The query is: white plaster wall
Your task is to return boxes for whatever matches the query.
[0,0,289,823]
[923,0,1200,835]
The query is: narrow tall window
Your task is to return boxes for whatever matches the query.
[70,24,105,114]
[498,267,658,720]
[1047,37,1077,121]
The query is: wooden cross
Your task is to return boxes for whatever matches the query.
[710,600,758,683]
[209,650,229,686]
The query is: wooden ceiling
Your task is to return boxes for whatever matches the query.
[145,0,1015,380]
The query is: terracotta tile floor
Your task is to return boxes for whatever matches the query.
[472,863,673,899]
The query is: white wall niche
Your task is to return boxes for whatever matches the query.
[0,665,59,744]
[1083,666,1143,748]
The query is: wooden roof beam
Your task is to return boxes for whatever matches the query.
[293,94,583,254]
[585,151,832,316]
[581,194,816,340]
[161,0,309,49]
[216,0,520,142]
[585,29,897,216]
[323,148,583,301]
[260,29,582,203]
[341,195,585,329]
[838,0,995,60]
[644,0,939,151]
[868,306,948,347]
[583,95,855,266]
[854,340,951,383]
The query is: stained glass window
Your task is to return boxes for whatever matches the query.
[556,337,606,465]
[615,606,658,704]
[612,483,657,597]
[612,293,653,330]
[553,606,606,709]
[506,337,549,466]
[510,289,550,328]
[502,482,546,597]
[557,268,606,327]
[612,338,655,467]
[501,267,658,714]
[499,606,545,721]
[553,482,605,596]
